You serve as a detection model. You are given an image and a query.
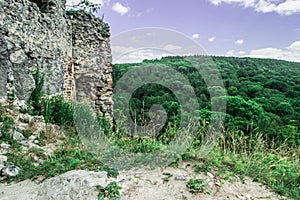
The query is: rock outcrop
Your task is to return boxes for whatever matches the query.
[0,0,70,101]
[0,170,108,200]
[38,170,107,200]
[0,0,113,121]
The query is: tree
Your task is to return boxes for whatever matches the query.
[213,96,267,133]
[276,102,294,117]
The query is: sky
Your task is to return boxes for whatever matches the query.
[66,0,300,63]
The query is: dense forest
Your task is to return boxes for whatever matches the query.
[113,56,300,146]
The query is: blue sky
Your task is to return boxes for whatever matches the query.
[66,0,300,63]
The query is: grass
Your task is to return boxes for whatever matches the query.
[0,103,118,183]
[113,136,165,153]
[186,178,211,194]
[71,106,300,199]
[4,145,118,183]
[188,129,300,199]
[1,97,299,199]
[95,116,299,199]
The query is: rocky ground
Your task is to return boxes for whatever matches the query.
[112,162,285,200]
[0,102,65,177]
[0,162,286,200]
[0,104,287,200]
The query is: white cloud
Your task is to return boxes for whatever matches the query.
[288,41,300,51]
[210,0,254,6]
[235,39,244,45]
[208,37,216,42]
[192,33,200,39]
[208,0,300,15]
[249,48,284,57]
[246,40,300,62]
[226,50,246,56]
[111,46,178,63]
[163,44,183,51]
[112,2,130,15]
[112,48,174,64]
[130,8,154,17]
[111,45,135,55]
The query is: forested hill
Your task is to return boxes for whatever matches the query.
[113,56,300,145]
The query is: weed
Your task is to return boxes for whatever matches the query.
[113,137,165,153]
[194,164,212,174]
[97,181,122,200]
[0,116,14,140]
[162,172,173,183]
[45,95,74,127]
[27,147,47,159]
[37,130,45,145]
[186,178,211,195]
[28,67,44,115]
[22,130,33,139]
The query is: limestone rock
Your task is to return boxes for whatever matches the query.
[38,170,108,200]
[0,155,7,169]
[0,142,10,149]
[0,163,20,177]
[0,0,114,122]
[11,129,28,146]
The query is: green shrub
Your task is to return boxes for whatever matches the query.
[45,95,74,127]
[97,181,121,200]
[28,68,44,115]
[186,178,211,194]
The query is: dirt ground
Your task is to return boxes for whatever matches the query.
[112,162,285,200]
[0,162,285,200]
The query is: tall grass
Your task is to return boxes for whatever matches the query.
[199,129,300,199]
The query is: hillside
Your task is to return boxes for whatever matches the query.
[113,56,300,146]
[0,56,299,199]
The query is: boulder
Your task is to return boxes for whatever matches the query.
[38,170,107,200]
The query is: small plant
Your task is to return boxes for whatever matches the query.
[97,181,122,200]
[162,172,173,183]
[45,95,74,127]
[27,147,47,160]
[44,86,51,125]
[22,129,33,139]
[28,67,45,115]
[0,116,15,141]
[9,89,15,103]
[194,164,212,174]
[186,178,211,195]
[99,22,110,38]
[66,0,101,14]
[113,137,165,153]
[37,130,45,146]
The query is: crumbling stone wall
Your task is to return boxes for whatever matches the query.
[0,0,113,121]
[70,12,113,120]
[0,0,71,101]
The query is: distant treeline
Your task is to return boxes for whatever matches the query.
[112,56,300,145]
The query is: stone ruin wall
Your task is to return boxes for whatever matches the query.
[0,0,113,121]
[70,12,113,120]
